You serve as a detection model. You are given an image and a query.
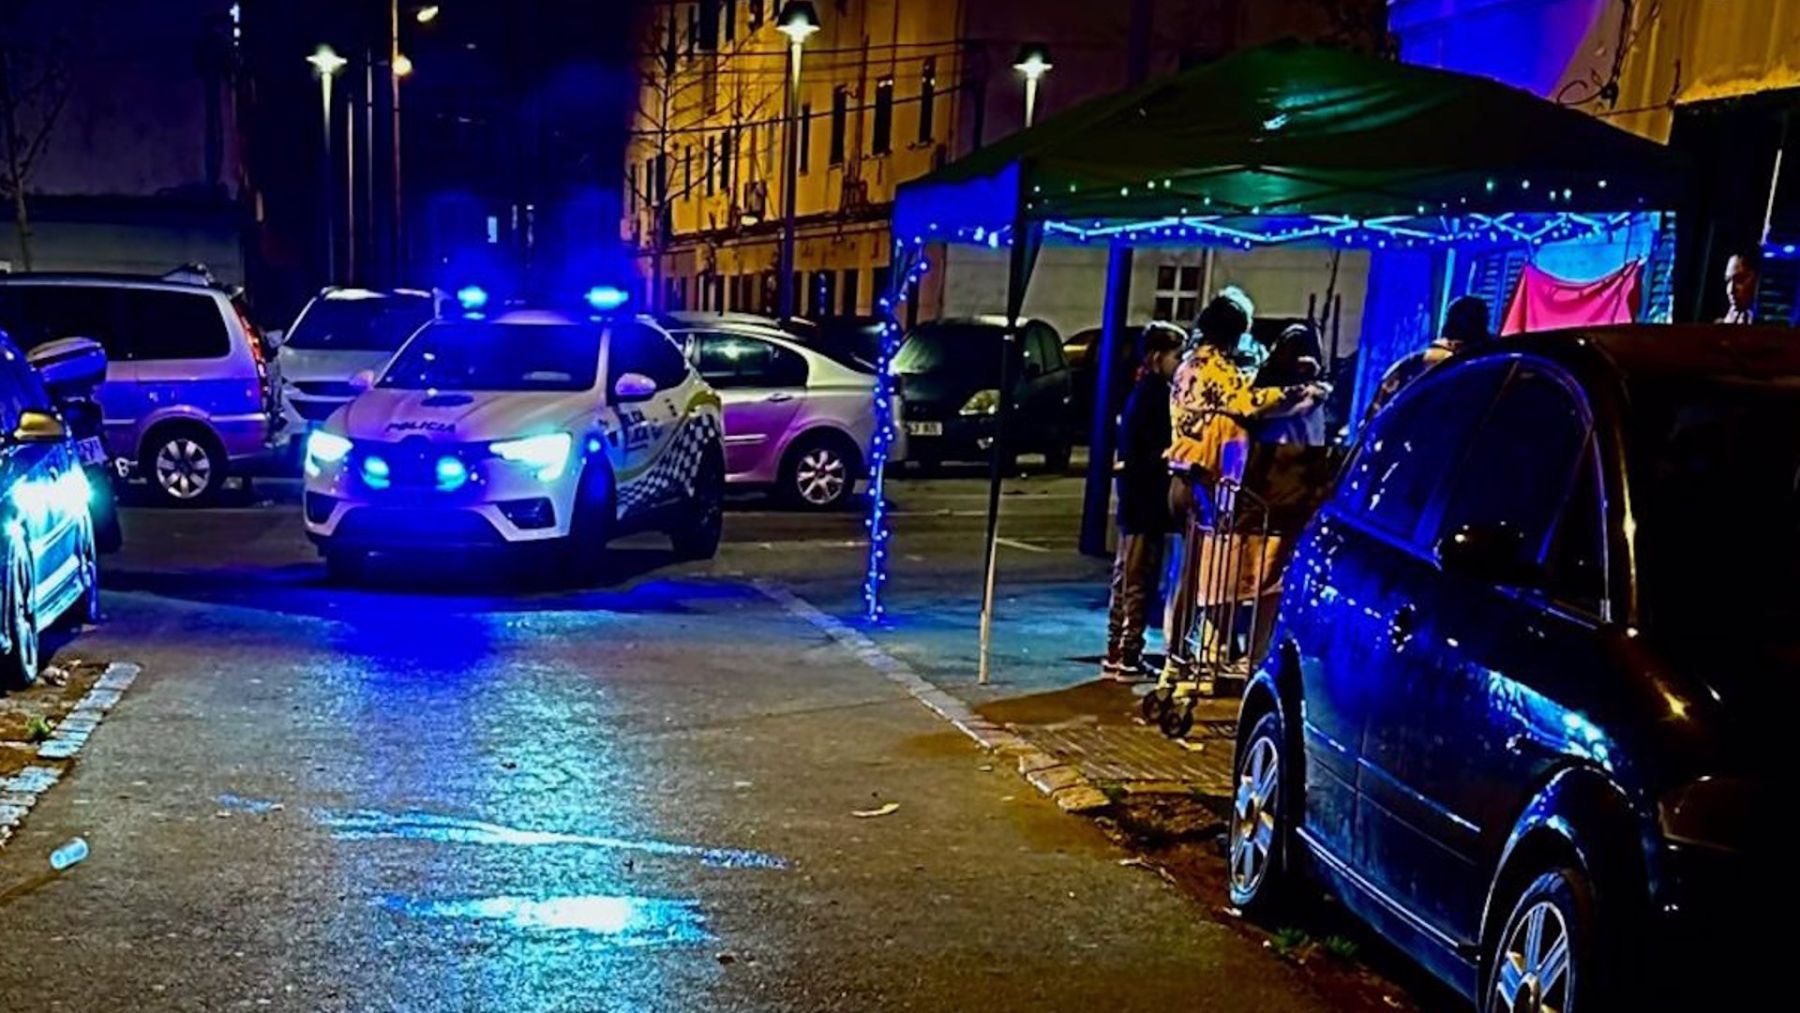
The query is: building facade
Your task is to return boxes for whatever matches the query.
[626,0,1379,338]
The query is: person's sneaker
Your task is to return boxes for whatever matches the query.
[1108,658,1155,683]
[1100,659,1127,681]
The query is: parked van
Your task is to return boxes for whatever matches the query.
[0,274,274,505]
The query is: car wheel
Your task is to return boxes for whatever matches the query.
[142,428,226,506]
[1,543,40,689]
[671,450,724,560]
[782,434,858,510]
[560,460,615,583]
[1043,439,1072,473]
[323,549,366,585]
[52,519,101,630]
[1227,710,1291,911]
[1484,866,1607,1013]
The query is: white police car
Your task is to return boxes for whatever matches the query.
[301,290,724,579]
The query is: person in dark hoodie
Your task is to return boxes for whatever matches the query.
[1103,322,1187,681]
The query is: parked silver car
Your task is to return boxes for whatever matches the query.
[274,287,442,448]
[0,273,275,505]
[660,313,895,509]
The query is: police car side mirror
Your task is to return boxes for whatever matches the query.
[613,372,658,403]
[11,409,69,444]
[349,369,375,393]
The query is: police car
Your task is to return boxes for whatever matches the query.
[301,288,725,579]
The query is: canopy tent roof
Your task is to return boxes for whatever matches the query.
[893,41,1686,245]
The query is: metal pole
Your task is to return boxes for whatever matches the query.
[978,204,1034,685]
[1023,76,1039,128]
[777,40,803,320]
[320,73,336,285]
[1078,242,1134,557]
[346,55,359,285]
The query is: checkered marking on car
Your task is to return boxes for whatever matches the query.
[616,412,720,519]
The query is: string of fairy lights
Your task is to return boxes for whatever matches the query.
[862,246,930,621]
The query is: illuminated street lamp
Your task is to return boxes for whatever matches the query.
[1014,43,1053,128]
[775,2,821,320]
[415,4,440,24]
[393,53,414,77]
[307,45,349,284]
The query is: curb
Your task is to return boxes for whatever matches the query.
[0,662,141,850]
[757,584,1112,814]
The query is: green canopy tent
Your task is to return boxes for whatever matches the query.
[858,41,1686,663]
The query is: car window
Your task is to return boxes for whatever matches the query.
[121,289,231,360]
[286,294,434,351]
[1034,325,1066,371]
[380,322,601,392]
[612,322,689,390]
[1544,443,1607,614]
[1335,359,1510,543]
[0,285,128,359]
[1435,365,1591,561]
[694,333,808,389]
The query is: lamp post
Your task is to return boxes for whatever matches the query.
[307,45,348,285]
[776,1,820,321]
[1014,43,1053,128]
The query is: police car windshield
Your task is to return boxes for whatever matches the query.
[380,321,600,392]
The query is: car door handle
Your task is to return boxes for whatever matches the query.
[1387,605,1418,648]
[765,392,794,403]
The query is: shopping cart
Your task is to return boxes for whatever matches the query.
[1140,468,1276,738]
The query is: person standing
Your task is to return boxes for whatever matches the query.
[1103,323,1186,681]
[1721,250,1761,324]
[1362,295,1493,426]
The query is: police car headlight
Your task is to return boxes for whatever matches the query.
[305,430,353,476]
[491,432,573,482]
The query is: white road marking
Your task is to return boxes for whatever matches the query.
[995,537,1053,554]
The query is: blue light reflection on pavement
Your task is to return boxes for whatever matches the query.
[312,806,786,870]
[375,894,711,943]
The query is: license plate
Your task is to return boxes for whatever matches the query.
[75,436,108,466]
[905,421,943,436]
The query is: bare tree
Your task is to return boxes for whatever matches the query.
[0,37,71,269]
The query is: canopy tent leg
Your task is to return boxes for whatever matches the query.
[862,240,927,621]
[977,205,1044,685]
[1078,241,1135,558]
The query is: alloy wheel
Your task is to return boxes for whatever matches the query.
[154,438,214,500]
[1494,900,1572,1013]
[1229,734,1279,897]
[795,447,847,506]
[10,553,37,678]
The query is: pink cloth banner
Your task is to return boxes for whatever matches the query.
[1500,260,1644,336]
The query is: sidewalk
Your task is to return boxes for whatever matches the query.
[789,570,1242,816]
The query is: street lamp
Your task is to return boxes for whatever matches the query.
[307,45,349,284]
[775,1,820,320]
[414,4,440,24]
[393,53,413,77]
[1014,43,1053,128]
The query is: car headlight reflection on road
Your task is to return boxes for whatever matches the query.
[491,432,573,482]
[305,430,353,477]
[960,389,1001,416]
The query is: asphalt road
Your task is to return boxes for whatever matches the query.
[0,476,1344,1012]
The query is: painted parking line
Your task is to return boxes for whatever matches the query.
[995,537,1054,554]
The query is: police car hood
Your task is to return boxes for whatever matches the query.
[333,387,596,444]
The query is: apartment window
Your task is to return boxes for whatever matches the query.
[686,4,697,56]
[918,58,937,144]
[718,131,733,193]
[810,270,837,318]
[684,145,694,194]
[724,0,737,42]
[829,87,848,166]
[628,164,638,213]
[748,0,764,29]
[799,102,813,172]
[655,152,669,204]
[699,0,720,51]
[705,137,716,195]
[872,77,894,155]
[1154,264,1202,322]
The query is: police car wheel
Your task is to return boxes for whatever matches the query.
[323,550,366,584]
[564,463,614,580]
[671,450,724,561]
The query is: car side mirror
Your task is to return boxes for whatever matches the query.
[349,369,376,393]
[1436,522,1543,587]
[266,328,286,349]
[613,371,658,403]
[12,409,68,444]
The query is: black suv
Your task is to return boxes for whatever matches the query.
[894,317,1074,471]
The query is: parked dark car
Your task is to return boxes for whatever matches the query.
[1062,324,1145,440]
[1230,326,1770,1010]
[894,316,1074,470]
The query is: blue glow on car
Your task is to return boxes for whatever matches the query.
[584,285,629,311]
[363,454,392,490]
[305,430,353,477]
[456,284,490,311]
[436,455,469,492]
[11,468,92,525]
[491,432,572,482]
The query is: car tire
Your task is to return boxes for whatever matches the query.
[1227,709,1292,912]
[323,549,366,585]
[1043,439,1073,474]
[1482,866,1609,1013]
[781,433,859,510]
[1,541,40,690]
[671,449,724,561]
[52,518,101,631]
[141,426,227,507]
[563,460,614,583]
